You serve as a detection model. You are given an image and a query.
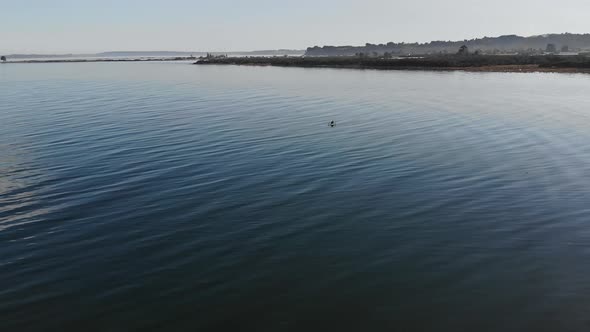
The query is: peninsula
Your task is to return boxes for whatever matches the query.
[193,33,590,74]
[5,56,199,64]
[194,54,590,74]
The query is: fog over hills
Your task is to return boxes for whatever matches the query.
[306,33,590,56]
[5,34,590,59]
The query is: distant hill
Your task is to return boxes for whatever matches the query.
[96,51,197,57]
[4,53,86,59]
[97,50,305,57]
[3,52,196,59]
[4,49,305,60]
[305,33,590,56]
[234,49,304,56]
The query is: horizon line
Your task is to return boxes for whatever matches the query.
[4,32,590,56]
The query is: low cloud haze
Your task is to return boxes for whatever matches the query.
[2,0,590,53]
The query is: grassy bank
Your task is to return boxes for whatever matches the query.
[194,55,590,73]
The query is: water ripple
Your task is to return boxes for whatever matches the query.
[1,63,590,331]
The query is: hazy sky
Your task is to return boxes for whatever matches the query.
[2,0,590,53]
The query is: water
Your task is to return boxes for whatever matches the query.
[1,62,590,331]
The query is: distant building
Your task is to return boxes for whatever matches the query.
[545,43,557,53]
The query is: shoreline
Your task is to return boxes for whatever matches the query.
[4,56,590,74]
[1,57,197,64]
[203,63,590,74]
[194,56,590,74]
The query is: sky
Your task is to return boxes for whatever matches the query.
[2,0,590,54]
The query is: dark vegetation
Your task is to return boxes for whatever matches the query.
[1,56,6,62]
[306,33,590,56]
[195,54,590,71]
[539,59,590,68]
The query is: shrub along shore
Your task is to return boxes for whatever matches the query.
[194,55,590,73]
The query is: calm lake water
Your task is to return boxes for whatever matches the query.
[1,62,590,331]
